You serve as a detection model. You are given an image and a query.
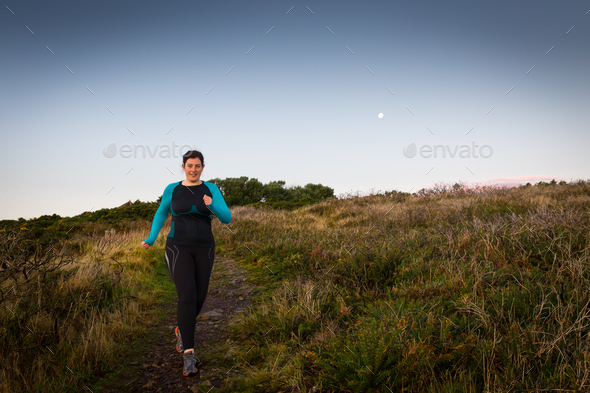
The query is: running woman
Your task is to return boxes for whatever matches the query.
[141,150,232,377]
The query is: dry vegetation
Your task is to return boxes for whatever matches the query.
[2,179,590,392]
[210,180,590,392]
[0,221,172,392]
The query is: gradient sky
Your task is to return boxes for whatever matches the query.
[1,1,589,220]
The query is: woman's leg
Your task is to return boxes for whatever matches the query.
[165,245,215,351]
[193,246,216,318]
[165,244,198,350]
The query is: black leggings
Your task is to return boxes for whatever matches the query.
[164,243,215,350]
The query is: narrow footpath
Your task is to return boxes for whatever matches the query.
[92,252,256,392]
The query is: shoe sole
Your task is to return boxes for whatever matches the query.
[175,327,183,353]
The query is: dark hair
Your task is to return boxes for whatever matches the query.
[182,150,204,166]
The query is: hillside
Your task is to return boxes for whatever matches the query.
[2,179,589,392]
[207,179,590,391]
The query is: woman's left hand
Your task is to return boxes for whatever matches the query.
[203,195,212,206]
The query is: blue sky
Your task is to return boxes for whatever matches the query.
[1,1,589,220]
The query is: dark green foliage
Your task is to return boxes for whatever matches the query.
[208,176,334,207]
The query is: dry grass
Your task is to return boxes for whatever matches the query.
[0,220,171,392]
[3,179,589,392]
[212,180,590,392]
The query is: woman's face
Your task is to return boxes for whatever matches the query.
[183,157,203,182]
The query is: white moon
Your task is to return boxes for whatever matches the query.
[378,113,384,118]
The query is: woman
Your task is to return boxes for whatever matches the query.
[141,150,232,377]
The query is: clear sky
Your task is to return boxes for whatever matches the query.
[1,1,589,220]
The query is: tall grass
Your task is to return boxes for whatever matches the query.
[4,180,588,392]
[0,220,172,392]
[212,180,590,392]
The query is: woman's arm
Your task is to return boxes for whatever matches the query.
[204,181,232,223]
[143,182,175,246]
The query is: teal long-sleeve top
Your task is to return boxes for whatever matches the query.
[143,180,232,247]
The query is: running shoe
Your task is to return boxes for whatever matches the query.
[182,350,198,377]
[175,326,184,353]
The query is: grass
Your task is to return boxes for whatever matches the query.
[210,180,590,392]
[0,222,174,392]
[3,179,590,392]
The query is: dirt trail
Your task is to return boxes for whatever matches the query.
[95,253,256,392]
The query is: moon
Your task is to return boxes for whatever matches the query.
[378,113,384,119]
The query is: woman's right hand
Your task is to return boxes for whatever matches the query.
[141,241,150,250]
